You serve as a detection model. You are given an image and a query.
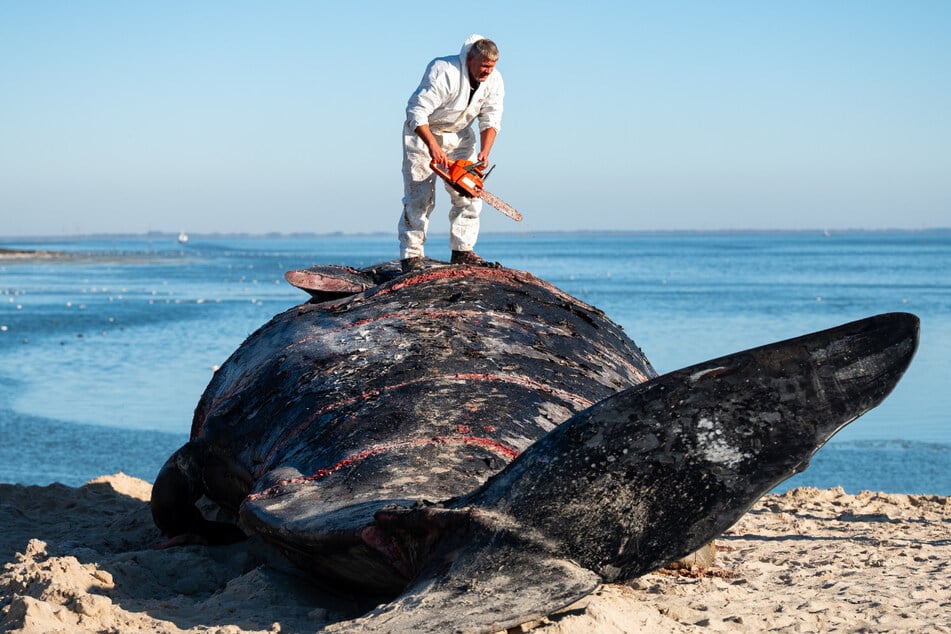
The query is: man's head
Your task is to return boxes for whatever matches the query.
[466,39,499,83]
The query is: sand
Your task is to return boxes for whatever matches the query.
[1,474,948,634]
[0,248,69,260]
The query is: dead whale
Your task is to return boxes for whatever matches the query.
[151,261,918,633]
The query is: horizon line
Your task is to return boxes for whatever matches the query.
[3,227,950,242]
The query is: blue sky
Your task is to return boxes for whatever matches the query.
[2,1,948,237]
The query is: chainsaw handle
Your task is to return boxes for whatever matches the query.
[429,160,452,181]
[430,159,486,176]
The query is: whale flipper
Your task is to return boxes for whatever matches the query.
[462,311,919,581]
[284,265,374,301]
[283,260,419,301]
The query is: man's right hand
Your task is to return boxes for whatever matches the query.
[415,124,448,167]
[426,139,448,167]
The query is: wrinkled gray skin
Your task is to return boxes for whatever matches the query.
[152,261,918,633]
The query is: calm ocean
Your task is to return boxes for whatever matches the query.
[1,231,948,494]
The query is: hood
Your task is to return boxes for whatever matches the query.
[459,33,486,64]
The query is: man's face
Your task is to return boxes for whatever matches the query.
[467,54,497,83]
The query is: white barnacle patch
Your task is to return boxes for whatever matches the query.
[835,351,890,382]
[688,366,728,383]
[695,417,749,468]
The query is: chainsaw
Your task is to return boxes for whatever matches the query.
[430,159,522,222]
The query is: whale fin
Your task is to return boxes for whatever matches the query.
[461,312,919,582]
[284,265,373,300]
[284,259,430,300]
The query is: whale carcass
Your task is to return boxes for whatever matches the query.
[151,261,918,633]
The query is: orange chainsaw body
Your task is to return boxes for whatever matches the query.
[430,160,485,198]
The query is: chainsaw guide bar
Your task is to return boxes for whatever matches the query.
[430,159,522,222]
[478,189,522,221]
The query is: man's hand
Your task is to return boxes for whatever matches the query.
[415,124,448,167]
[428,141,449,167]
[477,127,498,167]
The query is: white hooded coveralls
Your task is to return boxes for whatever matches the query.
[399,34,505,259]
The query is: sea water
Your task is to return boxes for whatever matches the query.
[1,231,948,493]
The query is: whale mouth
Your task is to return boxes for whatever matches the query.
[240,494,417,594]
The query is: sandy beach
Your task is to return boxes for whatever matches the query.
[0,474,947,633]
[0,248,69,260]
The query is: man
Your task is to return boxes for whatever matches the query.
[398,35,504,273]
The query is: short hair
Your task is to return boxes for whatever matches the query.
[469,38,499,62]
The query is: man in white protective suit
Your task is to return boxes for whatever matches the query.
[398,34,504,273]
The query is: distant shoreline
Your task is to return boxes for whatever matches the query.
[0,247,70,260]
[2,227,950,243]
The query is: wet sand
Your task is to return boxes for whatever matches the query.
[0,248,69,261]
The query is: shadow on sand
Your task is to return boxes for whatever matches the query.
[0,476,375,632]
